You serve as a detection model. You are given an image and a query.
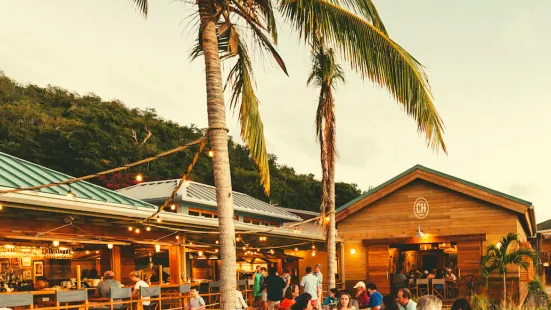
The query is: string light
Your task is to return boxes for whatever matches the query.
[236,237,240,242]
[85,250,90,254]
[294,248,298,251]
[312,244,316,250]
[66,188,75,199]
[95,250,99,254]
[107,244,113,249]
[242,246,246,250]
[198,251,203,256]
[325,216,330,221]
[312,250,316,257]
[155,244,161,252]
[259,236,267,241]
[156,215,161,223]
[270,249,275,254]
[215,249,219,253]
[136,173,143,182]
[208,149,214,157]
[176,235,180,240]
[146,226,151,232]
[53,241,59,247]
[128,226,133,231]
[0,204,3,210]
[170,204,176,211]
[135,228,141,234]
[215,240,219,244]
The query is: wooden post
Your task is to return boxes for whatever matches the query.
[159,265,163,285]
[169,245,183,284]
[340,242,346,285]
[111,246,122,282]
[182,244,187,282]
[77,265,81,289]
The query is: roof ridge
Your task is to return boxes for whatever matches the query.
[0,152,156,209]
[337,164,532,213]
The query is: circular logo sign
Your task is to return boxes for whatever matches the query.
[414,197,429,219]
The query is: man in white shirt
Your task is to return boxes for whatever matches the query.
[129,271,150,306]
[445,268,457,282]
[396,288,416,310]
[236,288,249,310]
[300,266,319,309]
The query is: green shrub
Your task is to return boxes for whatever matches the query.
[471,294,491,310]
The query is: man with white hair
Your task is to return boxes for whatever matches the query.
[416,295,442,310]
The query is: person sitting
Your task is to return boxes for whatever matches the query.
[353,282,369,309]
[366,283,383,310]
[94,270,122,298]
[129,271,151,307]
[337,292,355,310]
[427,269,436,280]
[393,269,407,292]
[280,285,299,309]
[395,288,416,310]
[445,268,457,282]
[291,293,312,310]
[416,295,442,310]
[382,294,399,310]
[322,288,338,306]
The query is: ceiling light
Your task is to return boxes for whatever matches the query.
[155,244,161,252]
[107,244,113,249]
[53,240,60,247]
[136,174,143,182]
[416,225,425,239]
[170,204,176,211]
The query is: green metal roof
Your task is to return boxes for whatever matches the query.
[537,219,551,231]
[0,152,156,209]
[337,164,533,212]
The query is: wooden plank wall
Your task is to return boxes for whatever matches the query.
[366,245,390,294]
[338,179,531,297]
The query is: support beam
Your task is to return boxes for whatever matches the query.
[111,246,122,282]
[169,245,182,284]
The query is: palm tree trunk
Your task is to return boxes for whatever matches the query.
[502,272,507,306]
[325,87,337,290]
[199,2,236,310]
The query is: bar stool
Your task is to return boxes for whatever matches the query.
[56,290,89,310]
[179,284,191,310]
[416,279,429,297]
[140,286,161,310]
[208,281,220,308]
[110,287,133,310]
[431,279,446,299]
[0,292,34,309]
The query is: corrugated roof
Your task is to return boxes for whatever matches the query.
[0,152,156,209]
[537,219,551,232]
[117,180,302,221]
[337,164,533,212]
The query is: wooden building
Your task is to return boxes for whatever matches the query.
[0,152,327,292]
[336,165,536,301]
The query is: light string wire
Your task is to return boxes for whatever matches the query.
[0,137,207,195]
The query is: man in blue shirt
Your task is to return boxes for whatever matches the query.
[366,283,383,310]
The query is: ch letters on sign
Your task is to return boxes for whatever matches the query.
[414,197,429,219]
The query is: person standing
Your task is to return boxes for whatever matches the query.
[236,287,249,310]
[300,267,319,309]
[282,269,292,296]
[188,287,206,310]
[264,267,286,310]
[254,266,263,308]
[313,264,323,302]
[366,283,383,310]
[395,288,416,310]
[393,269,407,294]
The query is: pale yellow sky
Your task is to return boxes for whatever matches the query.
[1,1,550,223]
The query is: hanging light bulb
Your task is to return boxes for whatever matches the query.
[107,244,113,249]
[270,249,275,254]
[242,246,246,250]
[66,188,75,199]
[215,249,219,253]
[215,240,219,244]
[85,250,90,254]
[170,204,176,211]
[53,240,60,247]
[156,215,161,223]
[135,228,141,234]
[146,226,151,232]
[312,244,316,250]
[236,237,240,242]
[0,204,3,210]
[176,235,180,240]
[312,250,316,257]
[208,149,214,157]
[155,244,161,252]
[95,250,99,254]
[136,173,143,182]
[128,226,133,231]
[198,251,203,257]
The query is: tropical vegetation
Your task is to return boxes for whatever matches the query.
[480,233,537,303]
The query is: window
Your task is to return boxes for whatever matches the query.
[243,217,280,227]
[188,208,229,220]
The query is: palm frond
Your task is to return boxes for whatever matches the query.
[280,0,446,153]
[334,0,386,34]
[130,0,148,17]
[225,35,271,195]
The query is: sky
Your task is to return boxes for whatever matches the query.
[1,1,550,222]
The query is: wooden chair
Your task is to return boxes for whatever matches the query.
[208,281,220,308]
[407,278,417,296]
[432,279,446,300]
[56,290,89,310]
[140,286,161,310]
[416,279,429,297]
[110,287,133,310]
[0,292,34,309]
[179,284,191,310]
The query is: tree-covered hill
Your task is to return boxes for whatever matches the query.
[0,72,361,211]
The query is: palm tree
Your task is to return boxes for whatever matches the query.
[480,233,537,302]
[306,39,344,289]
[129,2,285,310]
[130,0,449,306]
[302,2,447,289]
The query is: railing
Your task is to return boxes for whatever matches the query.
[1,282,347,310]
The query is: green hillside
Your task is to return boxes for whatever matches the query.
[0,72,361,212]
